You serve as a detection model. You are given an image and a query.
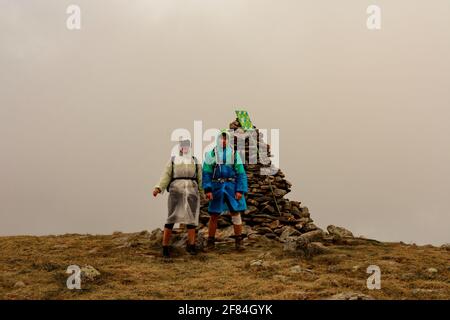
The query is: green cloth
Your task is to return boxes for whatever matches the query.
[235,110,254,130]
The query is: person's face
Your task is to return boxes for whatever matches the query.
[180,146,190,154]
[221,136,227,148]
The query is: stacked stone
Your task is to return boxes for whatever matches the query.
[198,118,321,241]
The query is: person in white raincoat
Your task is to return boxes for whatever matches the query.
[153,139,202,258]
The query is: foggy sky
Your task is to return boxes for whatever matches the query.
[1,0,449,245]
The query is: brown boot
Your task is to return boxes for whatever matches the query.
[235,235,245,251]
[186,244,197,255]
[206,237,215,250]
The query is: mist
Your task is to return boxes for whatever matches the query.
[1,0,449,245]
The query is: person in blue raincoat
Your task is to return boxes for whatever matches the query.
[202,130,248,251]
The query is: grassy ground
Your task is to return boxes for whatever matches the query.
[0,231,449,300]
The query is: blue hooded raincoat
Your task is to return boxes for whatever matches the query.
[202,132,248,214]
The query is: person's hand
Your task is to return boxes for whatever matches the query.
[206,192,213,201]
[153,188,161,197]
[235,192,242,200]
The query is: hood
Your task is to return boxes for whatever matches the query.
[216,129,232,148]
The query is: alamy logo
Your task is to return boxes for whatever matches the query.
[66,5,81,30]
[366,265,381,290]
[66,265,81,290]
[367,5,381,30]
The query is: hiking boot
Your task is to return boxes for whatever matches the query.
[206,237,216,250]
[162,245,170,258]
[235,235,245,251]
[186,244,197,255]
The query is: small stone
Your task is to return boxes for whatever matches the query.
[427,268,438,274]
[299,229,324,242]
[328,292,374,300]
[290,265,303,273]
[80,265,101,281]
[283,236,300,252]
[250,259,264,267]
[14,281,26,288]
[257,252,272,259]
[264,233,277,239]
[279,226,301,242]
[139,230,150,236]
[327,225,354,238]
[249,259,271,268]
[302,223,318,232]
[273,189,287,197]
[285,290,308,300]
[245,206,258,215]
[255,226,274,235]
[268,220,280,229]
[412,288,437,294]
[308,242,331,255]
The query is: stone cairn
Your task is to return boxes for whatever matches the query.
[198,117,323,243]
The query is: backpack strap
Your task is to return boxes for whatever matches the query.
[211,148,239,181]
[192,156,200,182]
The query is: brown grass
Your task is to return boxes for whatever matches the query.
[0,232,448,300]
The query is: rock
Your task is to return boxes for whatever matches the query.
[257,252,272,259]
[285,290,308,300]
[441,243,450,251]
[250,259,263,266]
[294,222,305,231]
[80,265,101,281]
[412,288,438,294]
[279,226,301,242]
[264,233,277,239]
[283,236,300,252]
[302,223,318,233]
[299,229,325,242]
[139,230,150,237]
[308,242,331,255]
[262,205,275,214]
[283,235,330,257]
[291,206,301,215]
[255,226,274,235]
[427,268,438,274]
[172,230,208,250]
[249,259,271,268]
[327,225,354,238]
[245,206,258,214]
[268,220,280,229]
[14,281,26,288]
[272,189,287,197]
[215,226,236,240]
[289,265,303,273]
[328,292,374,300]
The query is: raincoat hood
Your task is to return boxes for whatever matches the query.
[216,129,232,147]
